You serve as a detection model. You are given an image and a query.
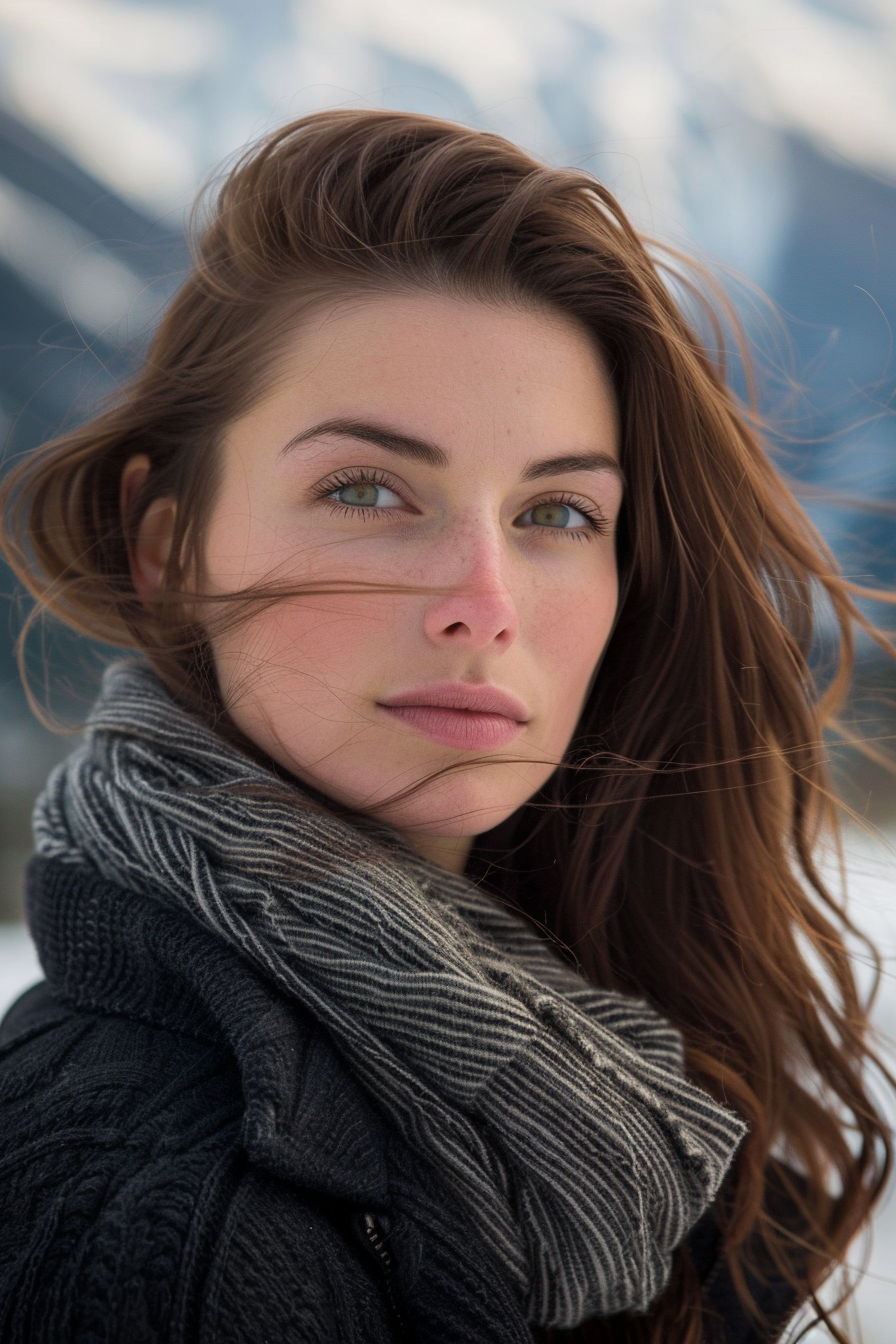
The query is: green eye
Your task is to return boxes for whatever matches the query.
[337,482,378,506]
[532,503,571,528]
[331,481,402,508]
[519,501,591,530]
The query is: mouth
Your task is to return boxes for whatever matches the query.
[376,682,529,751]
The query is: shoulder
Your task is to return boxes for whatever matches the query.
[0,984,392,1343]
[0,979,244,1177]
[0,982,238,1339]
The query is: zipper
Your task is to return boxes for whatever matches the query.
[361,1212,409,1340]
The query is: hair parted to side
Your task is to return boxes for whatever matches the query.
[3,109,895,1342]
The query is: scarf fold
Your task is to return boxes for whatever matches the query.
[33,660,746,1329]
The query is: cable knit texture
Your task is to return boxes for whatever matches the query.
[0,867,535,1344]
[28,658,746,1330]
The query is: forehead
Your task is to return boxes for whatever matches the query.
[228,291,619,468]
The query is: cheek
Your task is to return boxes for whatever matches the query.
[214,594,400,693]
[529,564,618,714]
[202,472,325,595]
[211,596,400,781]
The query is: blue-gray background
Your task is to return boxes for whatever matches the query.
[0,3,894,1334]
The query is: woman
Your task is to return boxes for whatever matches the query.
[0,110,891,1343]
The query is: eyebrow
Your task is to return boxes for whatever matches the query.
[520,452,623,484]
[280,417,448,468]
[280,417,623,486]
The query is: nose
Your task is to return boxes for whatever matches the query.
[421,536,519,652]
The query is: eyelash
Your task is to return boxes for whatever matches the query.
[311,467,609,538]
[525,493,609,541]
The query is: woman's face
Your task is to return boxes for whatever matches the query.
[137,293,624,871]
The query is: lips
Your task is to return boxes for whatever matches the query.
[377,682,529,750]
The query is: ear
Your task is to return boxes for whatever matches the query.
[120,454,177,602]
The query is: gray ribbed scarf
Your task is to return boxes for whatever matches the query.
[33,659,746,1329]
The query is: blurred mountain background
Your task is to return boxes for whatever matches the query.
[0,2,894,1331]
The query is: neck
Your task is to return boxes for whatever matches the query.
[401,831,473,875]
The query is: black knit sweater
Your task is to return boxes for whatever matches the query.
[0,857,803,1342]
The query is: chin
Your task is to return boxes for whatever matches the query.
[358,764,544,841]
[255,725,559,841]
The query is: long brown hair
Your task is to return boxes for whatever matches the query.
[2,110,894,1341]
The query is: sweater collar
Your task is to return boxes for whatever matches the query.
[25,854,391,1207]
